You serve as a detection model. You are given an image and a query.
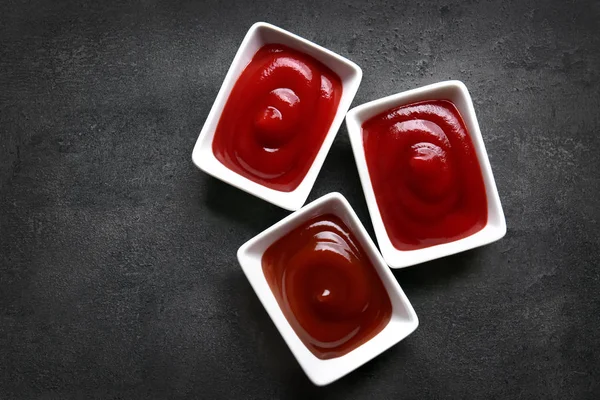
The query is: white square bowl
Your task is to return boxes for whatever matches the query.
[192,22,363,211]
[345,80,507,269]
[237,192,419,386]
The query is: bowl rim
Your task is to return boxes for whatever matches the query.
[192,22,363,211]
[345,80,507,268]
[237,192,419,385]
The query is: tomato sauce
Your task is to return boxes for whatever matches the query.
[213,44,342,192]
[262,214,392,359]
[363,100,488,250]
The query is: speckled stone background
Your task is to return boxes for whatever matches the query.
[1,0,599,399]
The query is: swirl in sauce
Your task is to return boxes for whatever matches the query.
[262,214,392,359]
[363,100,488,250]
[213,44,342,192]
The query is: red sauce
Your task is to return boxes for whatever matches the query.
[262,214,392,359]
[363,100,488,250]
[212,44,343,192]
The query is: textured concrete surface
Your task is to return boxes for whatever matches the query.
[1,0,599,398]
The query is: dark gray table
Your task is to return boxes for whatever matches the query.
[1,0,599,398]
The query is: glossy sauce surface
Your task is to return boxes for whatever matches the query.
[262,214,392,359]
[363,100,488,250]
[213,44,343,192]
